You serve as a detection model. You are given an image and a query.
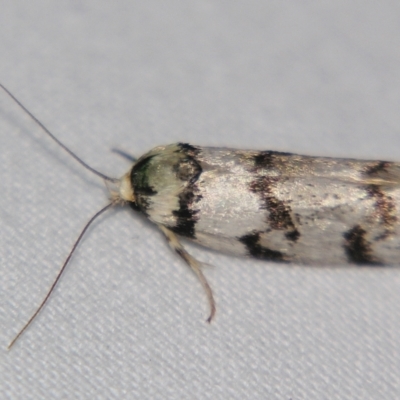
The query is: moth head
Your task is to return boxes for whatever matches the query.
[118,171,136,204]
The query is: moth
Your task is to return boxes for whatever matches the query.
[4,83,400,348]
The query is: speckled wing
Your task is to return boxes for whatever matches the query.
[130,143,400,265]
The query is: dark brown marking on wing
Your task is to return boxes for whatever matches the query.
[253,150,292,170]
[239,232,285,261]
[250,176,300,242]
[366,184,397,239]
[343,225,381,265]
[170,144,203,238]
[176,143,201,156]
[365,161,390,176]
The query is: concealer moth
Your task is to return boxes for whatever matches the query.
[4,84,400,349]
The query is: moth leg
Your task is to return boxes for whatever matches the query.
[158,224,216,323]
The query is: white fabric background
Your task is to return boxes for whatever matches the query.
[1,1,400,399]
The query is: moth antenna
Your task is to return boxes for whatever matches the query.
[8,202,114,350]
[111,148,137,163]
[0,83,119,183]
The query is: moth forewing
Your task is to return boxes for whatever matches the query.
[132,144,400,265]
